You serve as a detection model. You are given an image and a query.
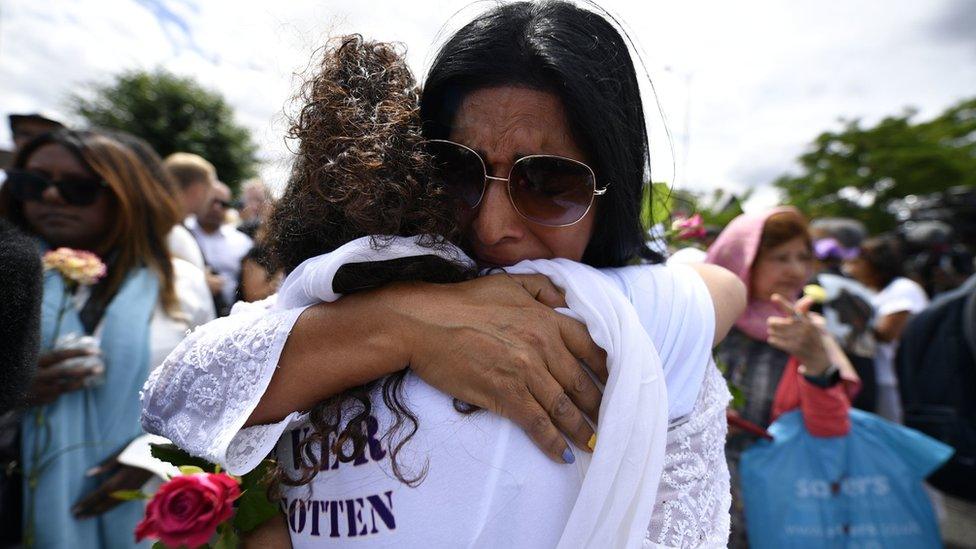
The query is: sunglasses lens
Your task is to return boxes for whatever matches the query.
[510,156,595,226]
[57,179,104,206]
[7,171,48,202]
[425,141,485,208]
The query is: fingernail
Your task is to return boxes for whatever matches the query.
[587,434,597,451]
[562,448,575,464]
[85,466,100,477]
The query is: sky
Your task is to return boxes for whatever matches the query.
[2,0,975,211]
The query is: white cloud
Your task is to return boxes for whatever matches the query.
[2,0,974,204]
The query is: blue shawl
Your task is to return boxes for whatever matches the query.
[21,264,158,548]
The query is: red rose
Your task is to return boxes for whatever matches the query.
[135,473,241,548]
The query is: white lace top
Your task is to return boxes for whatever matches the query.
[141,264,731,548]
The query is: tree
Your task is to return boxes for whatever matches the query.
[71,69,259,191]
[774,97,976,234]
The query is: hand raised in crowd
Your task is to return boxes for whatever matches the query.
[381,273,608,463]
[766,294,831,376]
[24,348,102,407]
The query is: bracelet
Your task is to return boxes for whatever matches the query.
[802,363,841,388]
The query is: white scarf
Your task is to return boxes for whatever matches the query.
[275,235,668,548]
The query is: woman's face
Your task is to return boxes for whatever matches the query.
[751,236,813,301]
[449,86,597,266]
[842,256,874,288]
[21,143,114,251]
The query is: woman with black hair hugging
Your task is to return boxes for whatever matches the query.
[143,3,746,547]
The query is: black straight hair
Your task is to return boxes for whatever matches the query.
[420,0,662,267]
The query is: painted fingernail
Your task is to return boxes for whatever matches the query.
[562,448,576,464]
[587,434,597,451]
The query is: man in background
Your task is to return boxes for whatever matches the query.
[188,181,252,316]
[237,178,273,240]
[162,152,216,270]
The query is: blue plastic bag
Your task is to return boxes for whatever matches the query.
[740,409,953,549]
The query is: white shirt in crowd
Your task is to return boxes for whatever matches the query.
[186,217,253,307]
[871,276,929,422]
[166,222,206,270]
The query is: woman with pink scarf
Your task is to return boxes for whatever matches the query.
[706,207,860,548]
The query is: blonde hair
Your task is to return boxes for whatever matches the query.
[163,152,216,190]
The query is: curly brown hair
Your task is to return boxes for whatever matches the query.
[265,36,475,492]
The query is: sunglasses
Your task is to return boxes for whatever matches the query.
[423,139,608,227]
[6,170,108,207]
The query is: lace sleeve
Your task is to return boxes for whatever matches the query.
[140,303,308,474]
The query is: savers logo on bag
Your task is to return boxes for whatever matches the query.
[740,409,952,549]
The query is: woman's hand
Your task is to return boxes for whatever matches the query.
[24,348,101,407]
[766,294,831,376]
[383,273,608,463]
[72,452,154,518]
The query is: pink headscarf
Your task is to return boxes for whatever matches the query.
[705,206,803,342]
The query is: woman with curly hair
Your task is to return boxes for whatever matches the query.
[144,3,747,546]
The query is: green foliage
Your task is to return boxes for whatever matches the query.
[641,182,674,230]
[110,489,149,501]
[149,443,215,472]
[71,69,258,191]
[232,459,279,533]
[774,97,976,234]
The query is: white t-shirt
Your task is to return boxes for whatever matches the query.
[871,277,929,386]
[166,224,206,270]
[274,263,715,548]
[187,219,253,307]
[149,258,216,369]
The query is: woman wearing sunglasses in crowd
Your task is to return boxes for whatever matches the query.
[0,129,214,547]
[143,3,745,545]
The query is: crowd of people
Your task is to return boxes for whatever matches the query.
[0,1,974,548]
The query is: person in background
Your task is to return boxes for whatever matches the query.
[162,152,216,270]
[235,244,281,304]
[8,113,64,156]
[844,235,929,423]
[0,219,43,546]
[0,128,211,547]
[808,234,878,411]
[188,180,253,316]
[237,178,273,240]
[707,207,860,548]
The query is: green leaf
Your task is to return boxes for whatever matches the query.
[110,489,149,501]
[232,459,280,533]
[641,181,674,230]
[151,542,168,549]
[214,521,240,549]
[149,443,216,472]
[178,465,205,476]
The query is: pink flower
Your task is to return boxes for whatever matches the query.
[671,213,706,240]
[42,248,106,286]
[135,473,241,548]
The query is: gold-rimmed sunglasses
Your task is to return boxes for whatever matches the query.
[423,139,608,227]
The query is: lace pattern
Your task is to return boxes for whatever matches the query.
[140,305,306,472]
[645,363,732,548]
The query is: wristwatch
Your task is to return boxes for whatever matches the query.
[802,363,841,388]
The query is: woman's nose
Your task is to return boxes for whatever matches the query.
[40,183,66,205]
[470,179,524,247]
